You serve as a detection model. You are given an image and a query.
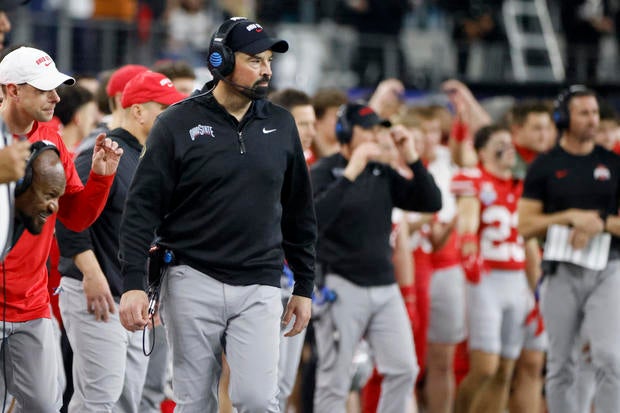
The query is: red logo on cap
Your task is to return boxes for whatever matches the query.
[359,106,374,116]
[246,23,263,32]
[35,55,52,67]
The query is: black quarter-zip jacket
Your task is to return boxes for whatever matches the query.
[311,153,441,286]
[119,87,317,298]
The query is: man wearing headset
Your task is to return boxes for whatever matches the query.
[518,85,620,413]
[118,17,317,412]
[13,142,65,241]
[310,102,441,413]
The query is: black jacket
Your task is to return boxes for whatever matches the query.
[56,128,143,298]
[311,154,441,286]
[119,87,317,298]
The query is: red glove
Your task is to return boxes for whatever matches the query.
[460,233,487,284]
[400,285,418,331]
[461,253,486,284]
[525,301,545,336]
[451,119,470,143]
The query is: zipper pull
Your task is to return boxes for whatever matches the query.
[238,131,246,154]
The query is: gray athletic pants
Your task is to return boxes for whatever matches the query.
[575,329,595,413]
[0,317,62,412]
[314,274,418,413]
[160,264,282,413]
[278,312,306,412]
[59,277,149,413]
[540,260,620,413]
[139,324,170,413]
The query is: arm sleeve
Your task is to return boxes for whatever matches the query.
[390,160,442,212]
[280,130,317,299]
[55,148,101,259]
[120,119,177,292]
[55,136,114,232]
[310,163,354,235]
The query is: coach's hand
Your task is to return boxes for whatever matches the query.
[570,228,592,250]
[83,270,115,322]
[0,139,30,184]
[91,133,124,176]
[119,290,149,332]
[282,295,312,337]
[570,209,604,236]
[390,124,419,164]
[343,142,382,181]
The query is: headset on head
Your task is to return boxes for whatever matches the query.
[207,17,248,79]
[553,84,592,130]
[14,140,60,198]
[335,104,353,144]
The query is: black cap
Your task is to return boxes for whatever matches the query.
[0,0,29,11]
[344,103,391,129]
[227,20,288,55]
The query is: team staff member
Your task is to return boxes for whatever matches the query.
[271,88,317,165]
[0,45,123,412]
[518,86,620,413]
[311,102,441,413]
[118,17,317,412]
[74,64,149,155]
[12,142,65,239]
[506,100,553,413]
[0,0,42,258]
[509,100,556,180]
[452,125,530,413]
[311,88,348,158]
[56,71,186,413]
[269,87,317,412]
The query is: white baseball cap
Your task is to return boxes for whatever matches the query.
[0,47,75,91]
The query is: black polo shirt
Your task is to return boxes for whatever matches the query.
[522,144,620,252]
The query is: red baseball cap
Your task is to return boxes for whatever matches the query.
[121,71,187,108]
[106,64,149,97]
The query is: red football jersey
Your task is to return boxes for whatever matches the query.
[451,167,525,270]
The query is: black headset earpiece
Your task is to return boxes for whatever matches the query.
[15,140,60,198]
[207,17,248,78]
[335,104,353,144]
[553,84,590,130]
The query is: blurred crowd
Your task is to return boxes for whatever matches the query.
[7,0,620,90]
